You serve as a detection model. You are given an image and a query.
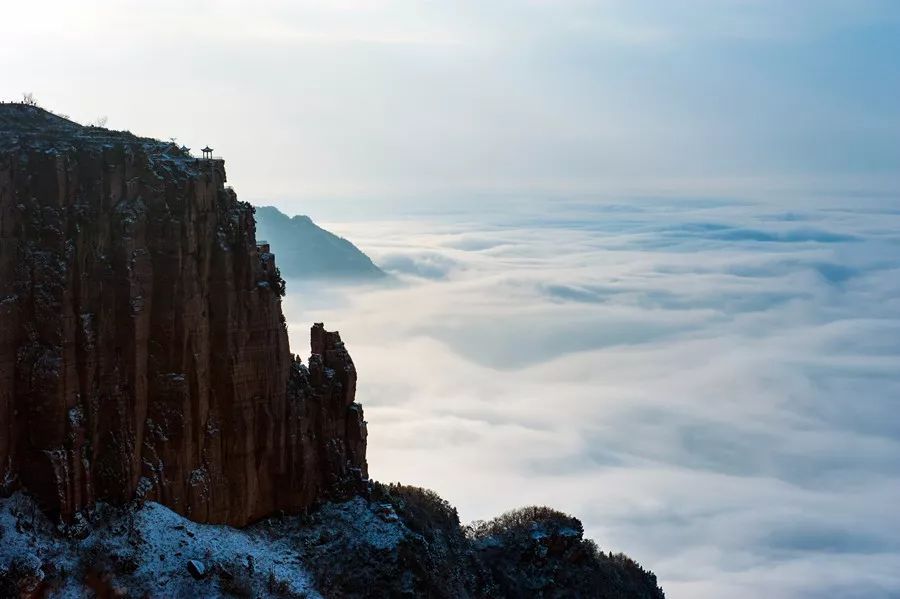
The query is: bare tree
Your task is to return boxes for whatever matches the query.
[91,116,108,127]
[22,92,39,107]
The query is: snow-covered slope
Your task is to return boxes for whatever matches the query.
[0,492,326,597]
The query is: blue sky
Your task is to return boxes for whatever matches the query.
[2,0,899,203]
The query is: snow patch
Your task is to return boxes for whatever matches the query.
[0,492,322,598]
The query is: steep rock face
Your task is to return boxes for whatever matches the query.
[0,104,367,526]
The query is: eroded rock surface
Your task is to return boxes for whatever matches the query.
[0,104,367,526]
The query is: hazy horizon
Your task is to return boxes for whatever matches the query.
[3,0,899,205]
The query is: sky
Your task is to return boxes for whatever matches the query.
[4,2,900,597]
[1,0,900,203]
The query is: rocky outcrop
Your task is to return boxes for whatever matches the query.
[0,104,367,526]
[304,485,665,598]
[0,487,665,598]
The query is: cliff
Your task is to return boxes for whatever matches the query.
[0,104,367,526]
[253,205,385,281]
[0,104,664,598]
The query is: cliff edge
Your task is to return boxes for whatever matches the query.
[0,104,367,527]
[0,104,663,598]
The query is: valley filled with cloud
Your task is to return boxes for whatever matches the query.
[282,196,900,599]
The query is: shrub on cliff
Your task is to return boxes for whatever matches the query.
[272,266,287,296]
[372,483,460,533]
[466,505,583,540]
[466,505,665,599]
[368,483,489,596]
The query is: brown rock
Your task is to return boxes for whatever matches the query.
[0,104,367,526]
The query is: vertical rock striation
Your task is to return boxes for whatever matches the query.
[0,104,367,526]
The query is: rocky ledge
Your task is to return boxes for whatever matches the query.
[0,485,664,598]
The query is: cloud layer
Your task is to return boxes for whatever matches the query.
[282,196,900,598]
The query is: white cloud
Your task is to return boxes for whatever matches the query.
[281,195,900,598]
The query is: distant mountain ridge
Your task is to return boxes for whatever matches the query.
[254,205,385,280]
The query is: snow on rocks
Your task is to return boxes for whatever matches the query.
[0,492,324,597]
[186,559,206,579]
[0,491,416,598]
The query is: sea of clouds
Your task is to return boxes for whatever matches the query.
[280,196,900,599]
